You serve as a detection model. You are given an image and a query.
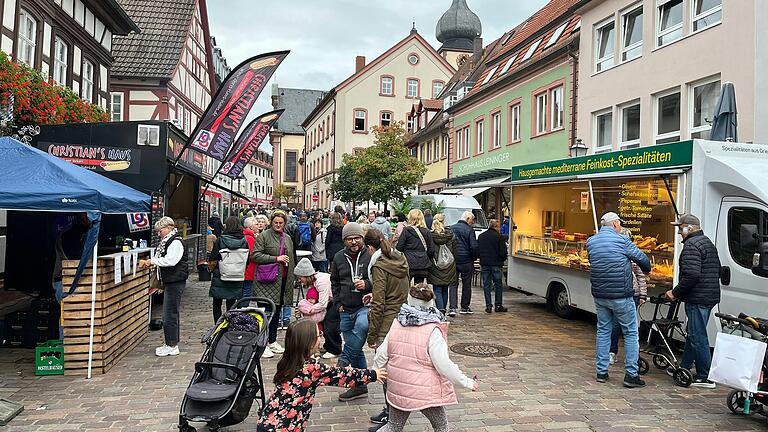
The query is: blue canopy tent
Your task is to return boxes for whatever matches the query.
[0,137,150,378]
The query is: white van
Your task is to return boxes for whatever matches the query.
[409,194,489,235]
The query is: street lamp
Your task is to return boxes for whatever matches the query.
[570,138,588,158]
[254,179,260,204]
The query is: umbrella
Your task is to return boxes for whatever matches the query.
[709,81,737,142]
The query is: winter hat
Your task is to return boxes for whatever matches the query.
[342,222,364,239]
[294,258,316,277]
[407,282,436,309]
[306,286,319,301]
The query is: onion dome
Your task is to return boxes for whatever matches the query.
[436,0,482,51]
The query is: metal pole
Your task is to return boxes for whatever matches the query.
[87,241,98,379]
[588,180,598,233]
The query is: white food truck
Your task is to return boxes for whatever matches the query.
[506,140,768,341]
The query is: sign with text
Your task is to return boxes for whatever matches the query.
[189,51,289,161]
[150,192,164,247]
[221,110,284,179]
[127,213,150,232]
[511,141,694,181]
[43,142,141,174]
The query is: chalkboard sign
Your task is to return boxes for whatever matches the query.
[198,203,209,264]
[150,192,165,247]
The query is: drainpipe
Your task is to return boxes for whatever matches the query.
[568,42,579,156]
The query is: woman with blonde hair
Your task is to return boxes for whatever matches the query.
[396,208,434,283]
[428,214,457,314]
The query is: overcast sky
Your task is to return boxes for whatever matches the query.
[207,0,549,151]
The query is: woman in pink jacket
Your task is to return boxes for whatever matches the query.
[373,283,477,432]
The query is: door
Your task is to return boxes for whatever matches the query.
[715,199,768,319]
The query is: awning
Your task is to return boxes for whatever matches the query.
[440,176,509,196]
[445,169,509,185]
[201,189,222,199]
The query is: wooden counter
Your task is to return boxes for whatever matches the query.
[61,250,151,376]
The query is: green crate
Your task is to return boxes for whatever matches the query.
[35,340,64,376]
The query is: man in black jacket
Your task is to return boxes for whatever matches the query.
[665,214,721,389]
[478,220,508,313]
[449,211,479,316]
[330,222,373,401]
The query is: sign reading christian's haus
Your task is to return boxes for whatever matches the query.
[44,142,141,174]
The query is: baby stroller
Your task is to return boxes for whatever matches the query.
[715,312,768,421]
[640,295,692,387]
[178,297,275,432]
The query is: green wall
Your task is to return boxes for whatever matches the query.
[452,63,571,178]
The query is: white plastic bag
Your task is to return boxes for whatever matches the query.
[708,332,767,392]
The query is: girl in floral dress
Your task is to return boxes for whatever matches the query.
[257,319,387,431]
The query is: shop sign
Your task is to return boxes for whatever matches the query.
[127,213,150,232]
[150,192,164,247]
[511,141,693,181]
[454,151,511,176]
[43,142,141,174]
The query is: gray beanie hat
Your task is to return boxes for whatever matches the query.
[342,222,364,239]
[294,258,316,277]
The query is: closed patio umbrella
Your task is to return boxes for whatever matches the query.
[709,81,737,142]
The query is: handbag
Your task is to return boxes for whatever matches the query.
[708,331,767,392]
[255,233,284,284]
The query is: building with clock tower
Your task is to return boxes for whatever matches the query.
[436,0,482,70]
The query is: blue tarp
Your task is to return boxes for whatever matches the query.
[0,137,150,213]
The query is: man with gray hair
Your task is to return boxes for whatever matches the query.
[665,214,721,388]
[448,211,479,316]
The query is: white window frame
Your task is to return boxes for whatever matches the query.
[476,120,484,154]
[81,59,94,103]
[463,127,470,158]
[510,103,521,143]
[456,129,464,160]
[354,110,366,131]
[53,37,68,85]
[137,124,160,146]
[407,79,418,98]
[595,19,615,72]
[18,9,37,68]
[500,55,517,75]
[618,101,641,149]
[381,76,393,95]
[491,112,501,149]
[432,81,444,98]
[535,92,547,135]
[521,38,543,62]
[620,5,643,62]
[689,77,721,139]
[692,0,722,32]
[545,21,569,48]
[432,139,439,162]
[593,108,614,152]
[654,88,682,144]
[550,86,564,131]
[481,66,498,86]
[380,111,392,127]
[110,92,123,122]
[657,0,684,48]
[442,135,448,158]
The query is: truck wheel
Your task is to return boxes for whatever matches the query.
[549,284,574,319]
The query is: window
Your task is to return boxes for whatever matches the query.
[509,103,521,143]
[320,122,324,142]
[481,66,498,85]
[463,127,470,158]
[693,0,721,32]
[426,140,432,162]
[380,111,392,127]
[500,55,517,75]
[354,109,367,132]
[690,79,720,139]
[419,143,425,162]
[658,0,683,46]
[475,120,484,154]
[411,146,418,158]
[407,79,419,98]
[110,92,123,122]
[535,93,547,135]
[595,20,615,72]
[456,129,464,159]
[407,115,414,132]
[619,103,641,148]
[594,110,613,151]
[53,38,68,85]
[491,112,501,149]
[621,6,643,61]
[656,90,681,143]
[137,124,160,146]
[432,81,444,98]
[331,112,335,135]
[550,86,564,130]
[81,60,94,102]
[545,21,569,48]
[408,53,419,65]
[433,139,439,162]
[18,10,37,67]
[326,115,330,138]
[728,207,768,269]
[380,76,393,96]
[521,38,542,62]
[285,150,298,182]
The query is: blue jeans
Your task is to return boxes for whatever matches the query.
[681,303,713,379]
[595,297,639,377]
[311,260,328,273]
[242,280,252,306]
[610,297,640,353]
[282,306,292,325]
[481,266,504,308]
[433,285,449,312]
[339,307,369,369]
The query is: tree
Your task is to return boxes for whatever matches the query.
[272,183,292,206]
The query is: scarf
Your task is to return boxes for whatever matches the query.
[396,304,444,327]
[156,228,178,257]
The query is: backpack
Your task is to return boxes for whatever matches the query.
[297,221,312,247]
[434,243,454,270]
[218,244,250,282]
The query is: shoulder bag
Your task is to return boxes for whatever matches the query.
[255,233,284,284]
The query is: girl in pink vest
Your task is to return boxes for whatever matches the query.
[373,284,477,432]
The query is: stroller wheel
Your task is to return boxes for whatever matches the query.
[673,368,693,387]
[727,390,753,415]
[179,426,196,432]
[652,353,670,370]
[637,357,650,375]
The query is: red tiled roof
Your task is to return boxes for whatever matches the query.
[421,99,443,110]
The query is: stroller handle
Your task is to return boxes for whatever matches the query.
[715,313,754,327]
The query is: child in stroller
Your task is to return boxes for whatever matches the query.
[257,319,387,432]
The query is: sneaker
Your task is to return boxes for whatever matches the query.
[261,347,275,359]
[155,344,168,356]
[485,307,492,314]
[447,309,457,317]
[690,379,716,389]
[269,342,285,354]
[368,423,386,432]
[609,352,616,365]
[338,385,368,401]
[596,373,609,383]
[623,374,646,388]
[156,345,179,357]
[460,308,474,314]
[494,305,508,312]
[322,351,339,360]
[370,408,388,424]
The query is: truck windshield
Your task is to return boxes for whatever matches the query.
[443,208,489,229]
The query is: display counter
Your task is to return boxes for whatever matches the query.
[60,249,151,376]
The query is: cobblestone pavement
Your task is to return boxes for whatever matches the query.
[2,279,766,432]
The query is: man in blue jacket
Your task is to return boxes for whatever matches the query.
[449,211,479,316]
[586,212,651,388]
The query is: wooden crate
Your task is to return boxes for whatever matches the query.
[61,252,151,376]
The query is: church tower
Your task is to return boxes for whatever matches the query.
[436,0,482,69]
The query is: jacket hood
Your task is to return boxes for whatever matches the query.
[397,304,443,327]
[373,249,409,278]
[373,216,388,224]
[220,233,247,248]
[431,229,454,245]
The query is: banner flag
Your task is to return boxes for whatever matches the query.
[222,110,284,179]
[188,51,289,161]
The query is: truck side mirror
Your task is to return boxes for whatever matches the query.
[752,242,768,277]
